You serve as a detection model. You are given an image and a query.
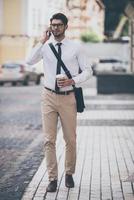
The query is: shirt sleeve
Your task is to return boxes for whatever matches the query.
[72,44,93,85]
[26,42,43,65]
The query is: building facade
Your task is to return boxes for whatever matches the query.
[66,0,105,39]
[0,0,104,64]
[0,0,30,64]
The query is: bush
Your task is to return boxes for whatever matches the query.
[80,30,102,43]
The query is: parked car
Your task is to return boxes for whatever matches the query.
[30,61,44,85]
[0,62,44,86]
[92,58,127,75]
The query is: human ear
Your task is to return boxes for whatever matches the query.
[65,25,68,30]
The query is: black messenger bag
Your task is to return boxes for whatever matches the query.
[73,87,85,112]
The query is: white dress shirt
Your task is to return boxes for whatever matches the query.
[26,37,92,91]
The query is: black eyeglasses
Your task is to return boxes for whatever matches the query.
[50,23,64,28]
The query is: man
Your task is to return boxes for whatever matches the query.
[26,13,92,192]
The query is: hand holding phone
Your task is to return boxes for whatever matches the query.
[40,27,51,44]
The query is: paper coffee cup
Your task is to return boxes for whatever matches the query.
[56,74,67,80]
[56,74,67,88]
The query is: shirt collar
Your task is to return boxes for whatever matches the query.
[51,37,68,46]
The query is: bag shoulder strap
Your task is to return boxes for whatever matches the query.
[49,43,72,79]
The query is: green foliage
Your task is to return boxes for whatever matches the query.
[80,30,102,43]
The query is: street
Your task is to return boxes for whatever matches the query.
[0,85,44,200]
[0,78,134,200]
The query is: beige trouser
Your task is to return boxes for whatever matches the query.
[41,88,77,181]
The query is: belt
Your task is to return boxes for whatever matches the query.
[45,87,74,95]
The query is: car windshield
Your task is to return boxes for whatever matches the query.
[2,64,20,68]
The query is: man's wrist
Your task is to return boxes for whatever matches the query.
[40,39,47,44]
[71,79,75,85]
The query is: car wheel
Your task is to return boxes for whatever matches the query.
[36,75,44,85]
[35,75,42,85]
[0,82,4,86]
[12,82,17,86]
[23,76,29,86]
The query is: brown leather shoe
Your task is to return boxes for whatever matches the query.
[65,174,74,188]
[46,180,57,192]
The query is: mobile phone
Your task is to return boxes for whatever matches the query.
[46,30,51,37]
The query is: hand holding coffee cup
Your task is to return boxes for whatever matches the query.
[56,74,67,88]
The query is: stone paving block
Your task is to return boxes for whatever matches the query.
[19,92,134,200]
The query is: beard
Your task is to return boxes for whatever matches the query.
[52,30,65,38]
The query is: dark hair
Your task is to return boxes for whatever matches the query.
[50,13,68,25]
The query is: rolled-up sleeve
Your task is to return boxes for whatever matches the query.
[26,43,43,65]
[72,45,93,84]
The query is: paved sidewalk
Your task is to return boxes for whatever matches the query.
[21,88,134,200]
